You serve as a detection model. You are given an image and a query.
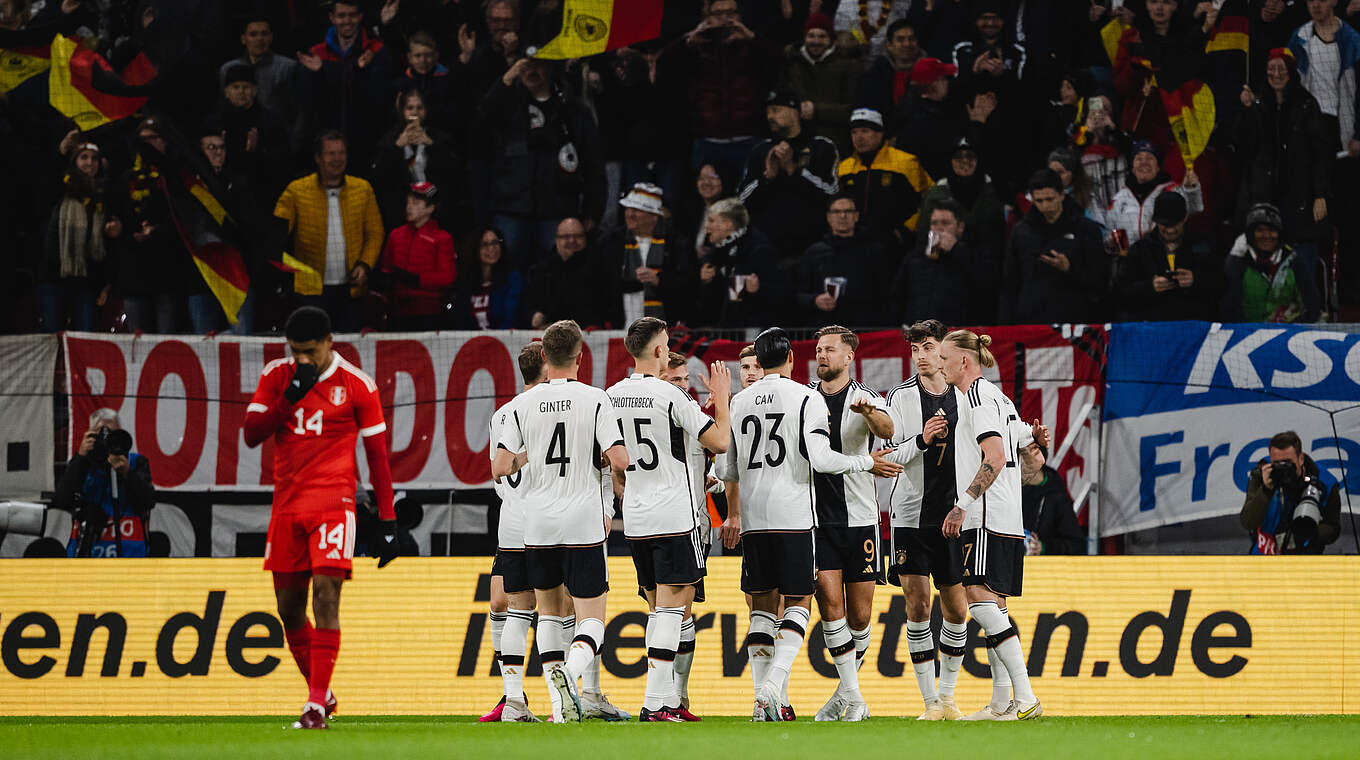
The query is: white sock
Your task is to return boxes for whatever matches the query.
[566,617,604,684]
[500,608,533,702]
[906,618,938,705]
[746,611,777,692]
[972,602,1032,708]
[644,606,684,711]
[851,626,871,670]
[822,618,862,700]
[765,606,811,693]
[675,615,697,703]
[537,615,566,716]
[490,610,507,676]
[938,620,968,700]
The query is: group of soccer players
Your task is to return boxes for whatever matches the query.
[247,305,1050,727]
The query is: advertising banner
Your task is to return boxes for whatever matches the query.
[0,334,58,498]
[1,557,1355,716]
[1101,322,1360,537]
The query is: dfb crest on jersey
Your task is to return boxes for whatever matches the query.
[330,386,347,406]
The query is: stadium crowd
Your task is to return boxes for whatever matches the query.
[3,0,1359,335]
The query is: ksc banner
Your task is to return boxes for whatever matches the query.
[2,557,1356,716]
[1101,322,1360,537]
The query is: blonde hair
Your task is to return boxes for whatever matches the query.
[943,329,996,368]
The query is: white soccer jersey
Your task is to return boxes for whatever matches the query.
[808,379,885,528]
[884,377,967,529]
[716,374,874,533]
[954,377,1024,537]
[607,373,716,538]
[490,395,529,550]
[496,378,625,547]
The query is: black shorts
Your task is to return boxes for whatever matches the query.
[525,544,610,598]
[814,525,882,584]
[631,529,707,590]
[492,548,531,594]
[960,529,1024,597]
[740,530,816,597]
[889,526,964,589]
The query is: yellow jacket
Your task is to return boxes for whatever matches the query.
[272,174,384,296]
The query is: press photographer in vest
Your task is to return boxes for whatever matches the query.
[1239,431,1340,555]
[53,408,156,557]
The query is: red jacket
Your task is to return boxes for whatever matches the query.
[380,219,456,316]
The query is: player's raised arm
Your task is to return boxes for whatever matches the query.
[696,360,732,454]
[849,396,894,440]
[243,360,319,448]
[805,392,901,477]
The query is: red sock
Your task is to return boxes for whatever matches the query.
[285,622,313,682]
[308,627,340,707]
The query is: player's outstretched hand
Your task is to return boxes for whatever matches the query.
[720,514,741,549]
[1030,419,1050,450]
[869,450,903,478]
[284,361,319,404]
[707,361,731,406]
[376,519,400,568]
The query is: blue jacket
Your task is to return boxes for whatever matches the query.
[62,452,154,558]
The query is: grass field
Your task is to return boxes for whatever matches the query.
[3,715,1357,759]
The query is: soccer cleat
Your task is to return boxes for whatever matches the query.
[779,704,797,722]
[814,693,847,722]
[500,698,541,722]
[753,684,781,722]
[939,698,964,720]
[325,690,338,718]
[638,707,685,722]
[1015,700,1043,721]
[480,695,507,722]
[841,701,870,722]
[549,668,582,722]
[580,689,631,721]
[917,699,945,721]
[291,703,328,730]
[672,705,702,722]
[960,701,1015,721]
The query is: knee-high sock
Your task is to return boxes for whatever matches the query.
[971,602,1034,707]
[746,610,777,693]
[851,625,871,670]
[822,618,862,700]
[675,615,697,702]
[566,617,604,683]
[537,615,567,715]
[938,620,969,699]
[285,621,312,682]
[906,619,938,704]
[501,608,533,703]
[645,606,684,710]
[765,606,811,693]
[490,610,507,662]
[307,628,340,707]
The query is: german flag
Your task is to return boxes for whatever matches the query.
[48,35,156,131]
[1100,18,1129,68]
[1206,0,1250,55]
[0,44,50,93]
[533,0,663,60]
[1160,79,1216,165]
[164,168,250,326]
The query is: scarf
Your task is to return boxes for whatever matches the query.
[1126,171,1169,203]
[57,173,107,279]
[619,220,668,318]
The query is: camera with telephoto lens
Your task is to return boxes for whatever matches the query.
[1290,479,1325,548]
[90,427,133,462]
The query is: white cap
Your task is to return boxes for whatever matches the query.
[619,182,664,216]
[849,108,884,129]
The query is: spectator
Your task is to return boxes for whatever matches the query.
[481,57,605,268]
[377,182,456,332]
[218,15,307,155]
[658,0,783,184]
[795,194,885,327]
[1250,0,1311,93]
[41,137,115,333]
[452,226,522,329]
[835,0,909,60]
[1288,0,1360,157]
[205,65,289,201]
[1045,147,1103,224]
[296,0,392,175]
[53,408,154,558]
[778,12,860,156]
[522,217,608,329]
[1021,464,1086,556]
[1114,190,1220,321]
[273,131,385,332]
[838,108,933,246]
[905,0,973,60]
[454,0,521,100]
[1041,70,1094,158]
[674,163,728,257]
[1223,202,1321,322]
[694,198,788,327]
[738,89,840,258]
[919,135,1005,257]
[1001,168,1108,324]
[373,89,460,232]
[390,30,457,132]
[1105,140,1203,246]
[857,19,923,117]
[1073,94,1131,213]
[892,199,996,326]
[951,0,1027,106]
[599,183,694,327]
[197,131,263,336]
[893,58,974,179]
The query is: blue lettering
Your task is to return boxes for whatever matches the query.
[1192,443,1230,502]
[1140,432,1184,512]
[1310,436,1360,491]
[1232,437,1272,493]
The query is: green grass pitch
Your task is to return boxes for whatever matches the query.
[3,715,1357,759]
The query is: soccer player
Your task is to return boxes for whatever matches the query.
[716,328,901,722]
[737,344,762,388]
[883,319,969,720]
[492,320,631,723]
[808,326,895,722]
[938,329,1046,721]
[243,306,398,730]
[485,343,548,722]
[607,318,732,721]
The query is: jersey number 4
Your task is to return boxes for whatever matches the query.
[293,409,323,436]
[741,413,787,469]
[546,421,572,477]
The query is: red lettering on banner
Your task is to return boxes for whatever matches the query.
[215,343,246,486]
[334,342,361,369]
[577,340,593,387]
[258,343,286,486]
[65,337,127,456]
[603,338,633,388]
[134,341,208,488]
[445,336,516,484]
[376,340,436,482]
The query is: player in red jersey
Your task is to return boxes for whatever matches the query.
[243,306,398,730]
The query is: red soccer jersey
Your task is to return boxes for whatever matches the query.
[248,355,387,512]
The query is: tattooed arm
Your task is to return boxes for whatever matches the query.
[942,436,1007,538]
[1018,442,1046,480]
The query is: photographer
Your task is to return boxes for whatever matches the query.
[1240,431,1340,555]
[53,409,155,557]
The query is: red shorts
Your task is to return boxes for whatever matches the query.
[264,495,356,579]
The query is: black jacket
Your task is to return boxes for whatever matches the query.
[1000,203,1108,324]
[795,232,885,327]
[856,54,911,119]
[1115,230,1220,321]
[1232,82,1333,239]
[892,236,996,327]
[1021,466,1086,556]
[738,130,840,259]
[371,124,462,231]
[893,94,967,181]
[695,226,788,328]
[597,223,696,328]
[521,248,608,329]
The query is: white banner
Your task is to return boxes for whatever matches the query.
[0,334,58,499]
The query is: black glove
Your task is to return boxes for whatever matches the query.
[376,519,400,568]
[284,362,319,404]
